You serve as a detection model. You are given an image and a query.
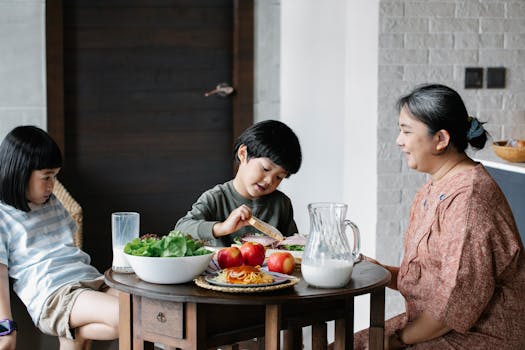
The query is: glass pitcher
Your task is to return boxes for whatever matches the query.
[302,202,361,288]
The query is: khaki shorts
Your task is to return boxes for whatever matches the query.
[37,276,107,339]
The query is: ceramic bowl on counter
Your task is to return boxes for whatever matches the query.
[492,140,525,163]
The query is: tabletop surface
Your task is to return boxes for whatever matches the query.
[105,261,391,306]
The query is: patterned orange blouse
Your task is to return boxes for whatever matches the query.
[393,164,525,349]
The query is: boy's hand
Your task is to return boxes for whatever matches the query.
[213,205,252,237]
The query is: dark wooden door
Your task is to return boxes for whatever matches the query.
[46,0,253,271]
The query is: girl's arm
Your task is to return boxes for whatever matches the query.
[362,255,400,290]
[0,264,16,349]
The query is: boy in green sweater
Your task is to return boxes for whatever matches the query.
[175,120,302,247]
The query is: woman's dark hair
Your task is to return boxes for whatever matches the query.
[396,84,487,151]
[0,125,62,211]
[234,120,302,176]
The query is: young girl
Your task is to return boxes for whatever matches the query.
[0,126,119,350]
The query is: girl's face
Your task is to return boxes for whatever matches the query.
[234,145,288,200]
[26,168,61,205]
[396,107,440,173]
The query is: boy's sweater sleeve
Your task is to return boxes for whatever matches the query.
[281,195,299,235]
[174,191,219,242]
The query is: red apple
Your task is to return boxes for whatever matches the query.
[239,242,265,266]
[217,246,244,269]
[267,252,296,275]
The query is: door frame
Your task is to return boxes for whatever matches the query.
[45,0,254,156]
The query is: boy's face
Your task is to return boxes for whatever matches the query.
[26,168,60,205]
[234,145,288,200]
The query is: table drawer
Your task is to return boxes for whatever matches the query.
[141,298,183,339]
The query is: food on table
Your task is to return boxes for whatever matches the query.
[217,246,244,269]
[239,242,265,266]
[215,265,274,285]
[124,230,211,257]
[239,233,306,251]
[247,216,284,241]
[267,252,296,275]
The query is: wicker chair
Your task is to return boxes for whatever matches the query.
[53,180,83,249]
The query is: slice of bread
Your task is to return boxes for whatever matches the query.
[248,217,284,241]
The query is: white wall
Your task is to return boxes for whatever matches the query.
[281,0,379,332]
[0,0,47,140]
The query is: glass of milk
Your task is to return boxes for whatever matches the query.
[111,212,140,273]
[301,203,361,288]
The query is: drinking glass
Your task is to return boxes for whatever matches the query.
[112,212,140,273]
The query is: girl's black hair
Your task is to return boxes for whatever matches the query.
[234,120,302,176]
[396,84,487,151]
[0,125,63,212]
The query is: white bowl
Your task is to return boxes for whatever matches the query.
[125,253,213,284]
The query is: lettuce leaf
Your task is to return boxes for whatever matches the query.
[124,230,211,257]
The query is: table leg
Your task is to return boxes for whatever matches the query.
[186,302,208,350]
[283,327,302,350]
[369,288,385,350]
[265,304,281,350]
[118,292,132,350]
[334,298,353,350]
[312,322,327,349]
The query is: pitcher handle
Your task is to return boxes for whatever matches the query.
[344,219,361,262]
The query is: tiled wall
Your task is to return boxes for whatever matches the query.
[0,0,46,140]
[378,0,525,317]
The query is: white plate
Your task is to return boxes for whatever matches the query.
[205,270,290,288]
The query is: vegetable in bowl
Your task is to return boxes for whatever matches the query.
[124,230,211,257]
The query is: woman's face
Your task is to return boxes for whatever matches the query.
[26,168,61,205]
[396,107,439,173]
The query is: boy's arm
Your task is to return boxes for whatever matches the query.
[212,205,252,237]
[0,264,16,349]
[175,206,218,241]
[174,190,227,241]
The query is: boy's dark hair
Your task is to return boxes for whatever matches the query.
[234,120,302,176]
[0,125,63,212]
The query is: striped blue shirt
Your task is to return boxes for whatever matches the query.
[0,195,102,324]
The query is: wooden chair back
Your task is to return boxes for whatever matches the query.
[53,180,83,248]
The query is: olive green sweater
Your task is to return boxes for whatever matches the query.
[174,180,297,247]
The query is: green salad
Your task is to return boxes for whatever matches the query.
[124,230,211,257]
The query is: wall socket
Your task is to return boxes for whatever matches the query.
[465,67,483,89]
[465,67,506,89]
[487,67,506,88]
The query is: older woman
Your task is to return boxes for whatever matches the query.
[357,84,525,349]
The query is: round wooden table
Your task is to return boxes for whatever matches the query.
[105,261,390,350]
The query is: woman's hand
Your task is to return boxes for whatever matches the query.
[385,332,407,350]
[212,204,252,237]
[360,254,399,290]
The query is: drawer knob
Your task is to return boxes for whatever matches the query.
[156,312,167,323]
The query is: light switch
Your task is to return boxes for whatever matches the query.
[487,67,505,89]
[465,68,483,89]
